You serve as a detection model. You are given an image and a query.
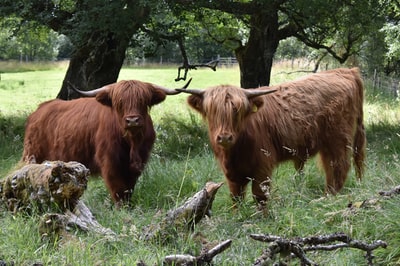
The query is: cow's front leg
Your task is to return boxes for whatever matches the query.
[103,173,137,207]
[252,175,272,213]
[226,179,249,206]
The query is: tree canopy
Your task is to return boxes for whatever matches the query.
[0,0,395,98]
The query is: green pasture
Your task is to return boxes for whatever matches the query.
[1,63,400,265]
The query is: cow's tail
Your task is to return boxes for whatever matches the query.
[352,68,366,181]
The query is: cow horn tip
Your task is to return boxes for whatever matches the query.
[67,81,82,94]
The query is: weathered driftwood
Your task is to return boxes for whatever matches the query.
[251,232,387,266]
[1,161,115,237]
[320,184,400,220]
[39,201,116,238]
[379,185,400,197]
[143,182,223,243]
[163,239,232,266]
[1,161,89,212]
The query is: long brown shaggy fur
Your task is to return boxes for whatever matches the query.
[22,80,167,204]
[186,68,366,206]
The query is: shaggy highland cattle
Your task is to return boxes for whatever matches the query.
[22,79,190,205]
[177,68,366,208]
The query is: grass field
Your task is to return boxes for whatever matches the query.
[1,62,400,265]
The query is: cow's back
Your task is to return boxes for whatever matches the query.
[258,68,362,150]
[227,68,364,175]
[23,98,105,172]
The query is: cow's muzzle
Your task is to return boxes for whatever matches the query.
[216,133,233,148]
[125,115,143,128]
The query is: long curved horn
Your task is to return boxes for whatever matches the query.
[68,81,109,97]
[243,88,277,99]
[175,88,205,96]
[154,78,193,95]
[174,79,205,96]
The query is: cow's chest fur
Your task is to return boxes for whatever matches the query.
[214,135,262,183]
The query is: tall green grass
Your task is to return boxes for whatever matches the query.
[1,64,400,265]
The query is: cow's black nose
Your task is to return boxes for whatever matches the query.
[125,116,142,127]
[217,133,233,147]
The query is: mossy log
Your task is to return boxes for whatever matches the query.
[1,161,89,212]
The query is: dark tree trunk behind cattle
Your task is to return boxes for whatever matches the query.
[235,10,282,88]
[57,32,131,100]
[53,4,150,100]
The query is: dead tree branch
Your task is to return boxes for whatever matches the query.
[251,232,387,266]
[39,201,116,238]
[142,182,223,243]
[175,37,219,81]
[379,185,400,197]
[342,184,400,215]
[163,239,232,266]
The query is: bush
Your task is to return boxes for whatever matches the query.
[153,112,211,160]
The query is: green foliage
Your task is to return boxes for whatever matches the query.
[275,37,312,60]
[153,112,210,159]
[0,0,394,79]
[0,17,58,61]
[285,0,385,63]
[1,65,400,265]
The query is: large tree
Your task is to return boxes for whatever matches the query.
[0,0,387,96]
[1,0,151,99]
[168,0,385,88]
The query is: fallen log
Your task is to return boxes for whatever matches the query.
[1,161,115,237]
[142,181,223,243]
[1,161,89,212]
[379,185,400,197]
[163,239,232,266]
[39,200,116,238]
[251,232,387,266]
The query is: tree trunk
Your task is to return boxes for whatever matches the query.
[57,32,131,100]
[235,10,280,88]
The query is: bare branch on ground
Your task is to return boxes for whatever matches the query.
[251,232,387,266]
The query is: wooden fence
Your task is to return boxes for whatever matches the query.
[216,57,238,66]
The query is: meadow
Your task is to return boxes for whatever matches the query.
[0,62,400,265]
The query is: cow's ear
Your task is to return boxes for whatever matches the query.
[250,97,264,113]
[151,89,167,105]
[96,91,113,106]
[187,95,204,114]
